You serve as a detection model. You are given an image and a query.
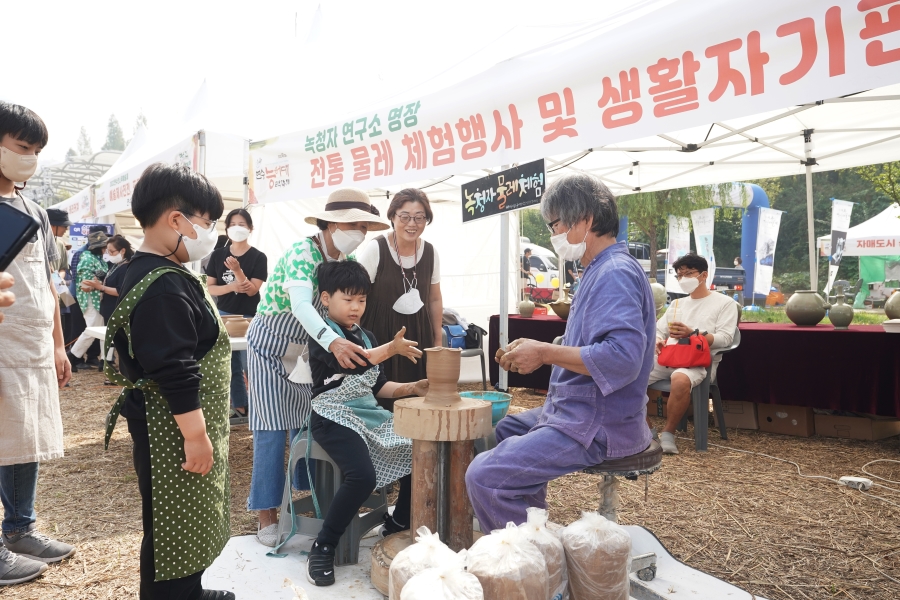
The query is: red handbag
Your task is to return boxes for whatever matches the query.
[657,329,711,368]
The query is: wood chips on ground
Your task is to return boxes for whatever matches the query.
[2,372,899,599]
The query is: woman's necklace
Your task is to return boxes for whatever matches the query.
[391,233,418,292]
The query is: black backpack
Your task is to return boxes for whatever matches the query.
[464,324,487,350]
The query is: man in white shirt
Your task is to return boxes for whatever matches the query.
[648,253,739,454]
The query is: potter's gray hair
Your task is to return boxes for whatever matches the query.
[540,173,619,238]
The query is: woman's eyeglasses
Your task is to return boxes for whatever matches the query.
[396,214,427,225]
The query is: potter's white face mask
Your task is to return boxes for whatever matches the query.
[393,287,424,315]
[332,227,365,254]
[227,225,250,242]
[551,228,588,261]
[0,146,38,183]
[678,276,701,294]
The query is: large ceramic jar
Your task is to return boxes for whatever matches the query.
[886,289,900,320]
[785,290,831,326]
[518,299,536,318]
[649,278,667,312]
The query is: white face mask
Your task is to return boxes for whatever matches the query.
[678,276,701,294]
[551,228,588,261]
[227,225,250,242]
[176,214,218,262]
[106,252,124,264]
[0,146,38,183]
[331,227,365,254]
[393,287,424,315]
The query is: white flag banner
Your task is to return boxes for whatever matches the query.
[666,216,692,294]
[52,187,92,223]
[824,199,854,294]
[690,208,717,283]
[248,0,900,204]
[754,207,783,296]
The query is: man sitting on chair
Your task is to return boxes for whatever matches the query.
[650,253,739,455]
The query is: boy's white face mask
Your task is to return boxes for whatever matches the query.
[0,146,38,183]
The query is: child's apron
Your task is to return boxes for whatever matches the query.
[310,321,412,489]
[103,266,231,581]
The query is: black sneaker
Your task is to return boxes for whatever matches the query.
[199,590,236,600]
[66,352,83,369]
[379,512,409,538]
[83,357,101,368]
[306,540,335,586]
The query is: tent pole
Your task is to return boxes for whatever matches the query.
[499,212,509,392]
[198,130,207,176]
[804,131,817,291]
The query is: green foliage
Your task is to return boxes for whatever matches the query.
[102,114,126,151]
[65,148,77,160]
[520,208,551,249]
[76,126,92,156]
[856,162,900,204]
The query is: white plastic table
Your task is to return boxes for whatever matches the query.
[82,326,247,357]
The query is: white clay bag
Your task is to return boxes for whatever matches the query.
[400,564,484,600]
[468,522,549,600]
[560,512,632,600]
[519,508,569,600]
[389,526,459,600]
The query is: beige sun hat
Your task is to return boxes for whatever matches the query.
[304,187,391,231]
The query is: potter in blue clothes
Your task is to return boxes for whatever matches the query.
[466,173,657,532]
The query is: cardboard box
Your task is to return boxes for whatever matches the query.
[713,400,759,430]
[647,391,667,418]
[814,414,900,440]
[758,404,815,437]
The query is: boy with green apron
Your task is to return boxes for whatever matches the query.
[304,260,427,587]
[103,163,234,600]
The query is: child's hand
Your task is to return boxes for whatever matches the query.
[182,433,214,476]
[412,379,429,397]
[390,326,423,363]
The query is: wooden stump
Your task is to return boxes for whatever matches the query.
[410,440,439,536]
[448,439,475,551]
[370,531,414,596]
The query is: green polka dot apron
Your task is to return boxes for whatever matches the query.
[310,320,412,489]
[103,267,231,582]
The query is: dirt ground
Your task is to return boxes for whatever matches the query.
[1,369,899,599]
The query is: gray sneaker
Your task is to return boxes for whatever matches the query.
[0,546,48,586]
[1,531,76,564]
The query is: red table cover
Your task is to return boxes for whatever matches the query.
[715,323,900,417]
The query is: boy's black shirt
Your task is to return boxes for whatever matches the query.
[114,252,220,419]
[310,323,387,399]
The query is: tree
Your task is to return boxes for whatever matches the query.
[617,184,743,276]
[76,126,92,156]
[856,162,900,203]
[520,209,552,250]
[65,147,77,161]
[133,110,149,134]
[102,114,126,151]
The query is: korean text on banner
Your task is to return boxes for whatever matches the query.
[666,216,691,294]
[93,137,197,218]
[691,208,717,283]
[248,0,900,204]
[53,187,93,222]
[754,207,783,295]
[824,199,854,294]
[460,159,544,223]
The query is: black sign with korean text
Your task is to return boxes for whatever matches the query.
[461,159,545,223]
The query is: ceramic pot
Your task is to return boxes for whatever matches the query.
[785,290,831,326]
[221,315,250,337]
[548,300,570,320]
[829,285,854,330]
[518,299,536,318]
[423,347,461,404]
[649,278,667,312]
[886,289,900,320]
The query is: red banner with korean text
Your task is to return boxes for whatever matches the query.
[249,0,900,204]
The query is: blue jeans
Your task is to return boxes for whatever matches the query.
[247,429,313,511]
[0,462,39,535]
[219,310,249,411]
[466,408,605,532]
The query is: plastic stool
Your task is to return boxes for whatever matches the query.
[276,431,389,565]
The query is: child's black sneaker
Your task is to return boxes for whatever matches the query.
[306,540,335,586]
[379,512,410,538]
[199,590,235,600]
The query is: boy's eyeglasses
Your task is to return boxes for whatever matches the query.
[396,214,427,224]
[182,212,218,232]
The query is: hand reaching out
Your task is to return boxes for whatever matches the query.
[390,326,423,363]
[224,256,245,280]
[412,379,429,397]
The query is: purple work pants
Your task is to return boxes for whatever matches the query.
[466,407,606,532]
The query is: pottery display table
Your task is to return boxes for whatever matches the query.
[488,314,567,390]
[716,323,900,416]
[393,347,492,551]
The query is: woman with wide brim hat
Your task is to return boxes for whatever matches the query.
[67,230,109,366]
[246,187,390,545]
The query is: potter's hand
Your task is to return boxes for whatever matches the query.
[0,272,14,323]
[412,379,429,397]
[494,337,527,364]
[498,339,545,375]
[390,326,423,363]
[330,337,370,369]
[668,321,692,339]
